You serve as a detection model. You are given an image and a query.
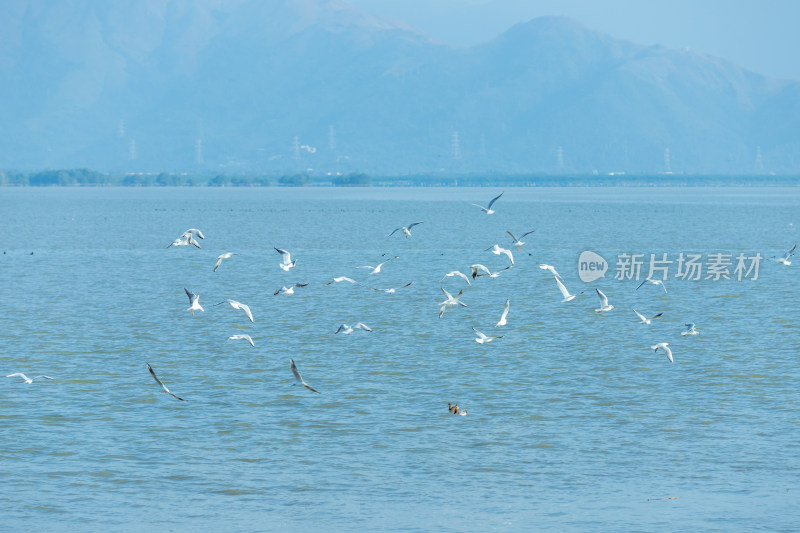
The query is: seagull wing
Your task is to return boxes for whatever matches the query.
[499,299,509,323]
[290,359,303,382]
[596,288,609,307]
[147,364,185,401]
[388,227,401,237]
[506,231,518,242]
[239,303,254,322]
[554,277,571,299]
[184,288,197,305]
[355,322,372,331]
[275,248,291,263]
[636,279,648,290]
[486,191,504,210]
[213,256,224,272]
[400,281,415,289]
[407,221,424,230]
[650,312,664,321]
[519,229,536,239]
[633,309,647,322]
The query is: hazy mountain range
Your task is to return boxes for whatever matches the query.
[1,0,798,175]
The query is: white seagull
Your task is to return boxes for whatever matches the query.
[389,222,424,238]
[472,326,504,344]
[496,299,510,327]
[439,288,467,318]
[166,236,200,249]
[147,363,186,401]
[275,248,297,271]
[183,228,205,240]
[370,281,415,294]
[290,359,320,394]
[682,323,699,336]
[554,276,582,302]
[335,323,372,335]
[636,278,668,293]
[507,229,536,250]
[356,256,397,275]
[539,264,563,281]
[185,288,204,316]
[651,342,674,363]
[214,299,254,322]
[469,264,511,279]
[774,243,797,265]
[595,288,614,313]
[213,252,237,272]
[228,334,255,347]
[326,276,357,285]
[6,373,53,384]
[274,283,309,296]
[633,309,663,324]
[440,270,471,286]
[486,244,514,265]
[472,192,504,214]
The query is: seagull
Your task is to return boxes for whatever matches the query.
[167,235,200,249]
[147,363,186,401]
[335,323,372,335]
[469,264,511,279]
[633,309,663,324]
[682,323,699,336]
[496,299,510,326]
[651,342,674,363]
[275,248,297,271]
[440,270,471,286]
[439,288,467,318]
[213,252,237,272]
[6,373,53,384]
[185,288,204,316]
[389,222,424,238]
[452,405,468,416]
[486,244,514,265]
[183,228,205,240]
[507,229,536,250]
[637,278,668,294]
[595,288,614,313]
[290,359,320,394]
[214,299,254,322]
[774,243,797,265]
[539,264,563,281]
[370,281,414,294]
[356,256,397,275]
[554,276,583,302]
[274,283,309,296]
[326,276,357,285]
[472,192,504,214]
[472,326,504,344]
[228,334,255,347]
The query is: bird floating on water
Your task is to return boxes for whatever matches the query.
[147,363,186,401]
[214,299,254,322]
[472,192,504,214]
[651,342,674,363]
[213,252,237,272]
[185,288,204,316]
[6,373,53,384]
[633,309,663,324]
[290,359,320,394]
[228,334,255,347]
[275,248,297,271]
[389,222,424,238]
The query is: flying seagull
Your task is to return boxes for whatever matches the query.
[440,270,471,286]
[496,299,510,327]
[185,288,204,316]
[356,256,397,275]
[469,264,511,279]
[167,236,200,249]
[335,323,372,335]
[183,228,205,240]
[774,243,797,265]
[275,248,297,271]
[370,281,415,294]
[633,309,663,324]
[472,192,504,214]
[595,288,614,313]
[326,276,357,285]
[507,229,536,250]
[637,278,668,294]
[472,326,504,344]
[389,222,424,238]
[439,288,467,318]
[651,342,674,363]
[290,359,320,394]
[539,264,563,281]
[554,276,582,302]
[147,363,186,401]
[682,323,699,336]
[228,334,255,347]
[213,252,237,272]
[274,283,309,296]
[214,299,254,322]
[486,244,514,265]
[6,373,53,384]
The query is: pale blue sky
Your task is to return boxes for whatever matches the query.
[349,0,800,80]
